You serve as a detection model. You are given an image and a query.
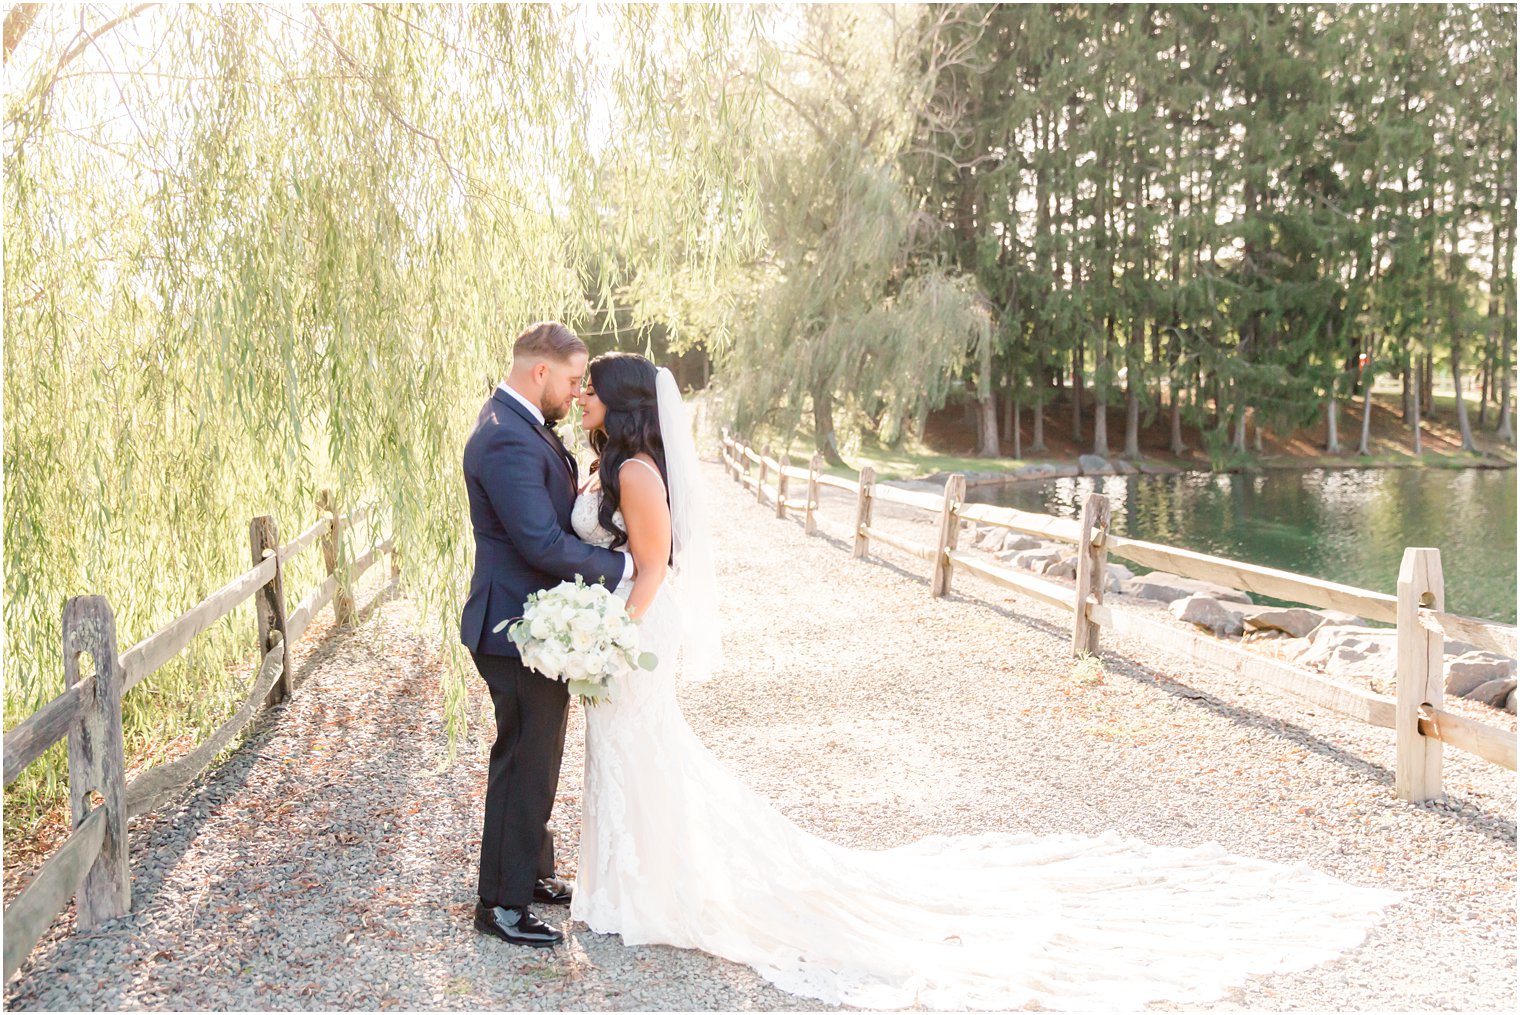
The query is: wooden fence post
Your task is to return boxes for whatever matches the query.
[776,455,791,519]
[804,454,823,536]
[740,441,752,491]
[61,596,130,928]
[250,516,292,704]
[1396,547,1445,802]
[757,445,770,504]
[317,490,355,626]
[1071,492,1112,656]
[931,474,966,597]
[852,466,875,559]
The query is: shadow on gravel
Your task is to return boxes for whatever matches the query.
[946,587,1517,848]
[112,578,405,916]
[744,501,1516,848]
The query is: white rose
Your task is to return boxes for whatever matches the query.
[564,653,589,681]
[614,625,638,649]
[527,616,551,640]
[570,626,595,651]
[536,642,567,678]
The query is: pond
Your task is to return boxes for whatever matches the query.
[967,467,1518,624]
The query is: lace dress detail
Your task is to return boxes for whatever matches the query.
[567,489,1399,1010]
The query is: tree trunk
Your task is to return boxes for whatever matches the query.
[1412,379,1423,456]
[812,388,846,467]
[976,394,999,458]
[1422,352,1434,418]
[1326,398,1341,454]
[1123,311,1142,459]
[1093,316,1111,458]
[1478,357,1490,426]
[1001,386,1013,444]
[975,339,999,458]
[1452,338,1476,453]
[1401,355,1414,423]
[1031,357,1046,452]
[1499,348,1515,444]
[1124,384,1140,458]
[1012,396,1022,460]
[1498,176,1516,445]
[1357,357,1375,457]
[1072,336,1084,444]
[1169,385,1186,455]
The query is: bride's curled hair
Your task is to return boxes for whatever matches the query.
[588,352,669,553]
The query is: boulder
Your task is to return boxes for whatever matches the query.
[1170,594,1246,637]
[1011,547,1064,573]
[1245,607,1329,640]
[1126,571,1253,605]
[1000,533,1043,553]
[1044,555,1078,580]
[1443,651,1515,698]
[1078,454,1113,476]
[972,525,1002,549]
[1136,461,1183,475]
[1306,610,1363,636]
[1112,460,1139,475]
[1294,624,1397,681]
[1466,677,1518,710]
[1107,562,1135,583]
[1015,462,1080,480]
[1507,688,1517,716]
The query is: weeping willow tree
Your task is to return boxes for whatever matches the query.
[695,5,992,466]
[3,3,755,829]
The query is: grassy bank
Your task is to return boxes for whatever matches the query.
[730,390,1515,483]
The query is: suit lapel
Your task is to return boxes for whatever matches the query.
[493,389,577,492]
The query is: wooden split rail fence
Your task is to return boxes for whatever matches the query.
[3,494,396,982]
[720,431,1517,805]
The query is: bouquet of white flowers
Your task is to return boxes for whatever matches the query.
[492,577,655,703]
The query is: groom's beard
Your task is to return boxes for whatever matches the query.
[542,402,568,424]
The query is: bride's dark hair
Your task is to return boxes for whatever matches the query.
[588,352,669,553]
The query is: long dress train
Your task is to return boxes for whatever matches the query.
[569,492,1398,1011]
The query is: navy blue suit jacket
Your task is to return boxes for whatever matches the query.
[460,387,626,658]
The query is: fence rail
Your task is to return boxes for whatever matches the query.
[3,493,395,983]
[720,430,1517,805]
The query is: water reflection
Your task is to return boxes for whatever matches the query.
[969,468,1518,623]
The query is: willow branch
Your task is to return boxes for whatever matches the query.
[3,2,42,62]
[52,3,160,77]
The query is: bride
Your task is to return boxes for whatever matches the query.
[566,351,1399,1010]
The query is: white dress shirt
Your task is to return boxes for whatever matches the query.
[497,381,633,589]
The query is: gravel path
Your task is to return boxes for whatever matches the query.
[6,460,1515,1011]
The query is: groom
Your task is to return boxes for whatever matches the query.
[461,321,631,948]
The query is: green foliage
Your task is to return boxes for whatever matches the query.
[2,4,757,826]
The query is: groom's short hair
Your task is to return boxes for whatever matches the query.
[513,321,587,363]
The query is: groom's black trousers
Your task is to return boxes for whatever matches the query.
[472,651,569,909]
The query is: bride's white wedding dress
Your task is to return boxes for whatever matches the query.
[567,482,1398,1010]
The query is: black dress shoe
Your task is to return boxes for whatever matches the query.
[474,902,563,948]
[533,876,574,905]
